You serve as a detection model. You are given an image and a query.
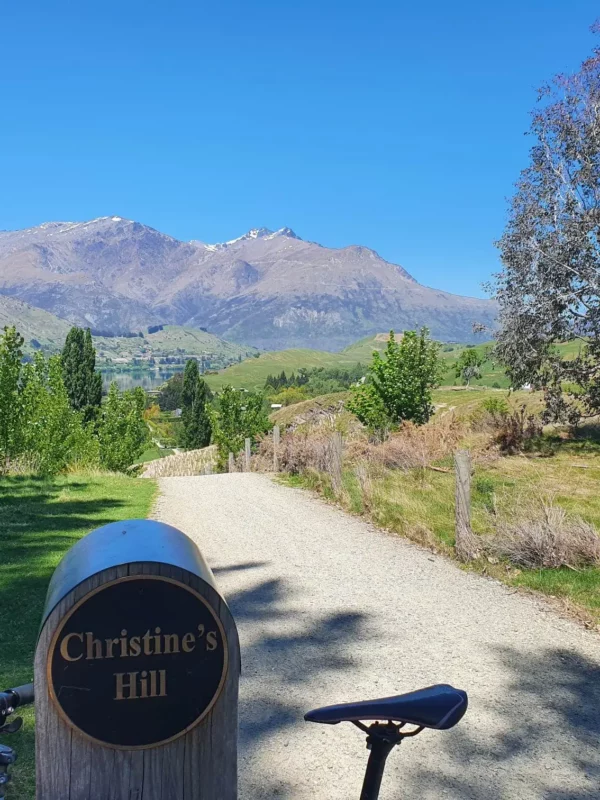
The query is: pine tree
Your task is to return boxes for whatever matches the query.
[61,327,103,421]
[180,359,212,449]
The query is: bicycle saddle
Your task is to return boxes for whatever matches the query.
[304,684,467,730]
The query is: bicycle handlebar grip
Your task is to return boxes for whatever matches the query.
[11,684,34,707]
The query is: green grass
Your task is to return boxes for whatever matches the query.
[366,450,600,622]
[284,429,600,625]
[0,473,156,798]
[204,348,364,391]
[134,445,175,464]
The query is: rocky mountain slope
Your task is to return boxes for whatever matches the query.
[0,217,496,349]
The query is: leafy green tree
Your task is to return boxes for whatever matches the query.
[97,384,148,472]
[0,326,26,470]
[21,353,98,475]
[61,327,103,421]
[455,347,484,386]
[348,329,441,434]
[209,386,271,468]
[157,372,184,411]
[180,359,212,449]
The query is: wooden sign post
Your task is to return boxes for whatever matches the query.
[34,519,240,800]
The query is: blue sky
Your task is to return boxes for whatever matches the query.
[1,1,598,297]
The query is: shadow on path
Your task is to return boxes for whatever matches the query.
[412,645,600,799]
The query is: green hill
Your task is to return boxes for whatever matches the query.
[95,326,255,370]
[0,296,72,353]
[207,334,587,395]
[0,295,254,369]
[203,348,366,391]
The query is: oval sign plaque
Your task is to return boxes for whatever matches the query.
[47,576,228,749]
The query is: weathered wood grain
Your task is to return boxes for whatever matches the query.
[35,560,240,799]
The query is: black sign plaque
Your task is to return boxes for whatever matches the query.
[48,575,228,749]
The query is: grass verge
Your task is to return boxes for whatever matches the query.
[0,473,156,799]
[281,446,600,627]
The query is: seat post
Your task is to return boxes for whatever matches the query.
[359,732,398,800]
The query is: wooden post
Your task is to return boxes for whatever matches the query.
[228,452,235,473]
[454,449,479,562]
[34,520,240,800]
[273,425,280,472]
[244,438,251,472]
[330,431,343,494]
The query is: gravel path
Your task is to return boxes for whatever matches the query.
[153,474,600,800]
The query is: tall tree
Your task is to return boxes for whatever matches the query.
[208,385,271,468]
[0,326,26,470]
[455,347,484,386]
[97,384,148,472]
[494,27,600,421]
[180,359,212,449]
[61,327,102,421]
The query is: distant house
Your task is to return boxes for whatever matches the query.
[271,403,283,409]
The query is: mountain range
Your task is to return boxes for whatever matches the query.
[0,217,495,350]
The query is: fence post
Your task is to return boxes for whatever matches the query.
[244,438,251,472]
[330,431,343,494]
[454,449,479,562]
[228,452,235,473]
[273,425,280,472]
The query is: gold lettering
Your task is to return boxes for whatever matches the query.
[182,632,195,653]
[86,632,103,660]
[120,630,128,658]
[129,636,141,656]
[153,627,162,655]
[60,632,83,662]
[142,630,153,656]
[163,633,179,654]
[105,637,120,658]
[140,670,148,699]
[115,672,138,700]
[206,631,218,651]
[197,624,205,637]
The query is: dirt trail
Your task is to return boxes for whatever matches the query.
[153,474,600,800]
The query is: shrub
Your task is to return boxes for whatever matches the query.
[488,502,600,569]
[481,397,509,417]
[492,404,542,454]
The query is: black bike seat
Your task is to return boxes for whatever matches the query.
[304,684,467,730]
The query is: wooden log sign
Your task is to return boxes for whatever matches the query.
[34,519,240,800]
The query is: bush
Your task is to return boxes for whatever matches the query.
[481,397,509,416]
[489,502,600,569]
[492,404,542,454]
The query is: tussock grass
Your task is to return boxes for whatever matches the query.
[272,396,600,625]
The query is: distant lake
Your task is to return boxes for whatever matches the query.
[101,367,185,391]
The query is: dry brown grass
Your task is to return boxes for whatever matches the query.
[488,501,600,569]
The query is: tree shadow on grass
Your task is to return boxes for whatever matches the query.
[411,645,600,799]
[0,476,136,800]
